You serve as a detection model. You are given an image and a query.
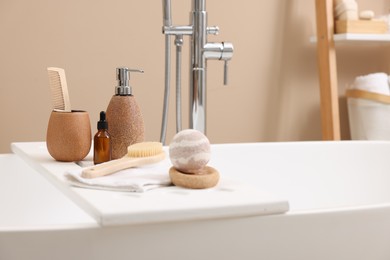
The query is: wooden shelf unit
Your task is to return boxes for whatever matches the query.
[315,0,340,140]
[315,0,390,140]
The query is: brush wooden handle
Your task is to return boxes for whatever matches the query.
[82,152,166,179]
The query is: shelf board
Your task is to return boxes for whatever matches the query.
[310,33,390,44]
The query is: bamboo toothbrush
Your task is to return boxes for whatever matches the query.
[47,67,71,112]
[82,142,166,179]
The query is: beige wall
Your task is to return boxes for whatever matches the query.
[1,0,390,153]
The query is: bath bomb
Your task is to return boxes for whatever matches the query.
[169,129,211,174]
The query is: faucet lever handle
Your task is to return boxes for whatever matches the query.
[223,60,229,86]
[221,42,233,86]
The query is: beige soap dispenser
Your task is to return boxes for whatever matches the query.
[106,67,145,159]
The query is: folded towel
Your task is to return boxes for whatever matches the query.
[334,0,358,20]
[351,73,390,95]
[66,159,172,192]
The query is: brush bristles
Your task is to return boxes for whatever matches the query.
[127,142,163,157]
[48,70,65,110]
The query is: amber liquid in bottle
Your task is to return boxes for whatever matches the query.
[94,111,112,164]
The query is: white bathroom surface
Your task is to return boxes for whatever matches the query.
[11,142,289,227]
[0,154,97,231]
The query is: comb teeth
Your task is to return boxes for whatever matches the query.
[127,142,163,157]
[47,67,71,112]
[48,70,65,110]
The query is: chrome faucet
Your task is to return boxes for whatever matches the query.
[160,0,234,144]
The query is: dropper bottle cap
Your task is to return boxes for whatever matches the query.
[97,111,108,130]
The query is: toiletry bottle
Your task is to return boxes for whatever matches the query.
[94,111,112,164]
[106,67,145,159]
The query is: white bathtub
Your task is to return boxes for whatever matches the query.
[1,141,390,260]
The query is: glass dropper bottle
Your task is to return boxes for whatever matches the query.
[94,111,112,164]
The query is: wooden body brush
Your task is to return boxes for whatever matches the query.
[82,142,165,179]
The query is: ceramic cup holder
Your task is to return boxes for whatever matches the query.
[46,110,92,162]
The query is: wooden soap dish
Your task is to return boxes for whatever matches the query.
[169,166,220,189]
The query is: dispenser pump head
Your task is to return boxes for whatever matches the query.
[97,111,108,130]
[115,67,144,96]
